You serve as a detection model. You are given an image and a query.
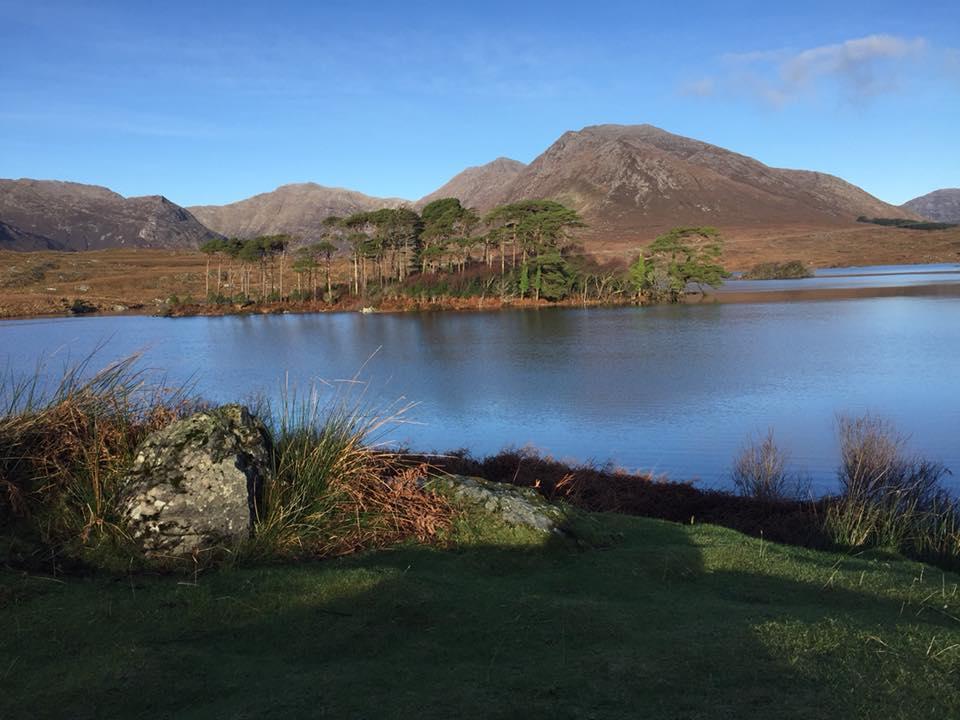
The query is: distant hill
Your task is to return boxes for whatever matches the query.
[416,157,526,210]
[188,183,408,241]
[1,126,928,256]
[901,189,960,223]
[0,179,220,252]
[439,124,912,247]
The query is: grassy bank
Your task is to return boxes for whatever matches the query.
[3,512,960,719]
[4,361,960,716]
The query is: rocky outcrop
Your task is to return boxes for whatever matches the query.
[426,474,575,533]
[121,405,272,558]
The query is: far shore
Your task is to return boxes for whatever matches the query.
[3,283,960,321]
[3,277,960,322]
[0,250,960,320]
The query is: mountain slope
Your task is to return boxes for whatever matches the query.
[0,179,220,251]
[472,124,911,244]
[0,219,66,251]
[901,189,960,223]
[188,183,408,240]
[416,157,526,210]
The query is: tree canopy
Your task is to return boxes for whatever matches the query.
[629,226,729,302]
[196,200,730,308]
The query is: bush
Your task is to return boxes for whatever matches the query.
[826,415,954,553]
[69,298,97,314]
[856,216,957,231]
[741,261,813,280]
[729,430,794,501]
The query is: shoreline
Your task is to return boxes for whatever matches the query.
[4,279,960,322]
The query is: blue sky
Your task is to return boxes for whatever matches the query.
[1,0,957,206]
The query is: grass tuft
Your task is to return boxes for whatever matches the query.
[247,385,453,560]
[826,415,955,554]
[0,353,199,569]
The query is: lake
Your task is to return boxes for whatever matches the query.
[2,267,959,494]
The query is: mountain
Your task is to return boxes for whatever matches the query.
[451,124,912,245]
[0,179,220,252]
[0,219,66,251]
[901,189,960,223]
[1,126,923,255]
[188,183,408,240]
[416,157,526,210]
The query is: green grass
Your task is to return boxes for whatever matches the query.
[3,512,960,719]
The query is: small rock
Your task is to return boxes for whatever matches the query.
[426,474,573,533]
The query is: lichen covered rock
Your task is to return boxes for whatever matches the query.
[427,474,573,533]
[121,404,272,558]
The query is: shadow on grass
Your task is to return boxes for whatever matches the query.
[5,517,960,720]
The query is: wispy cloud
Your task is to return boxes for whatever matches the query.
[679,77,715,98]
[0,109,233,140]
[686,34,928,107]
[782,35,925,97]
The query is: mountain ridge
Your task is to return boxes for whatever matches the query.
[901,189,960,223]
[415,157,527,210]
[187,182,408,240]
[0,178,220,252]
[1,125,925,253]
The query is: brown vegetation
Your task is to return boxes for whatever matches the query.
[3,220,960,321]
[587,223,960,270]
[0,359,453,573]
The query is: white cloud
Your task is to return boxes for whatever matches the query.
[781,35,926,96]
[689,34,928,107]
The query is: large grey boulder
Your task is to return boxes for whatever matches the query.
[121,405,272,558]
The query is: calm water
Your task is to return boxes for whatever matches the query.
[721,262,960,293]
[2,285,959,494]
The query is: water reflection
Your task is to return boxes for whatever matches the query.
[2,293,958,494]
